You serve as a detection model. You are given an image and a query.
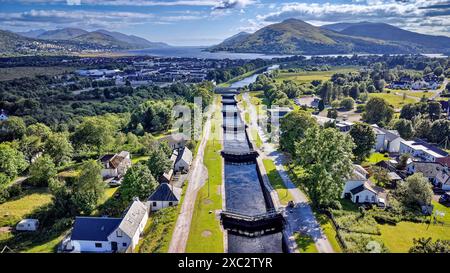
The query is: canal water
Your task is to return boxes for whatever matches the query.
[221,66,284,253]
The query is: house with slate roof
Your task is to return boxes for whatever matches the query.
[66,199,148,253]
[174,147,193,173]
[100,151,132,178]
[148,183,182,211]
[342,165,379,204]
[372,124,403,153]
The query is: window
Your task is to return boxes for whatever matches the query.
[169,202,173,206]
[116,230,123,237]
[95,243,102,248]
[153,202,157,207]
[123,243,127,247]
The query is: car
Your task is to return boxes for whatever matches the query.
[439,193,450,206]
[108,177,123,187]
[433,187,446,195]
[377,198,386,209]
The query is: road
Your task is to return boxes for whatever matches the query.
[168,99,214,253]
[243,93,335,253]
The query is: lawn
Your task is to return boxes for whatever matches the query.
[362,152,389,167]
[185,139,224,253]
[314,214,343,253]
[294,233,319,253]
[263,159,293,206]
[394,90,434,99]
[376,201,450,253]
[22,233,67,253]
[131,155,149,164]
[251,128,263,148]
[368,92,416,109]
[0,188,53,227]
[275,67,358,84]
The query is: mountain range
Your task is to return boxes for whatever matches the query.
[0,27,170,56]
[210,19,450,55]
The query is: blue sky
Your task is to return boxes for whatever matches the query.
[0,0,449,45]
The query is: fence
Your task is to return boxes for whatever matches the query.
[322,209,348,251]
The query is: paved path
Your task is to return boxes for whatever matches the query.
[168,100,214,253]
[243,93,335,253]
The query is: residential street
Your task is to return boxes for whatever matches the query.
[168,101,214,253]
[243,93,335,253]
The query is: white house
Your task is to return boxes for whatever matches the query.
[161,133,189,150]
[406,161,450,190]
[342,165,379,204]
[16,219,39,231]
[372,125,403,153]
[399,139,450,166]
[100,151,132,178]
[148,183,182,211]
[67,199,148,253]
[174,147,193,173]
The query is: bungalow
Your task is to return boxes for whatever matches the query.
[66,199,148,253]
[161,133,189,150]
[406,161,450,190]
[342,165,379,204]
[174,147,193,173]
[148,183,182,211]
[372,125,403,153]
[399,139,450,166]
[100,151,132,179]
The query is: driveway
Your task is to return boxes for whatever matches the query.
[243,93,335,253]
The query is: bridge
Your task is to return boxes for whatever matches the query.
[220,209,285,235]
[215,87,239,94]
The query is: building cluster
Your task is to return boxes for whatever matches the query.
[389,73,442,90]
[60,136,193,253]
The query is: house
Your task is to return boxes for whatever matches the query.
[148,183,182,211]
[159,150,178,184]
[67,199,148,253]
[312,116,354,133]
[399,139,450,166]
[406,161,450,190]
[100,151,132,178]
[16,219,39,231]
[161,133,189,150]
[390,81,410,90]
[342,165,379,204]
[0,109,8,121]
[268,107,293,125]
[174,147,193,173]
[372,125,403,153]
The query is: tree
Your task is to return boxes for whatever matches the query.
[414,118,431,139]
[428,101,442,121]
[363,97,394,125]
[327,109,338,119]
[397,173,433,208]
[20,135,44,163]
[45,132,73,166]
[429,119,450,143]
[280,110,318,156]
[130,100,174,133]
[26,123,52,139]
[370,166,390,187]
[349,83,360,100]
[393,119,414,139]
[72,117,114,155]
[29,155,57,186]
[0,143,28,178]
[72,160,104,214]
[121,164,158,202]
[340,97,355,110]
[410,238,450,253]
[147,148,172,179]
[0,116,26,141]
[349,123,376,162]
[318,99,325,112]
[295,127,355,208]
[319,81,333,104]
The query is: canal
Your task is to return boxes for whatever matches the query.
[221,65,284,253]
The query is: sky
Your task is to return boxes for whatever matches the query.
[0,0,449,46]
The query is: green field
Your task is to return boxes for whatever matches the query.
[362,152,389,167]
[0,188,53,227]
[275,67,358,84]
[376,201,450,253]
[368,92,416,109]
[263,159,293,206]
[186,140,224,253]
[393,90,434,99]
[0,66,76,81]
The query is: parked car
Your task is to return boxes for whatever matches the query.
[433,187,446,195]
[377,198,386,209]
[108,177,123,187]
[439,193,450,206]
